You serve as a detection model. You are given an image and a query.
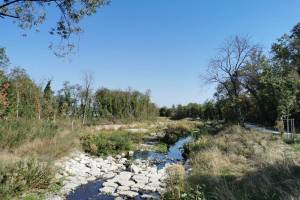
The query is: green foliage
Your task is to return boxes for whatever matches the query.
[181,185,206,200]
[162,122,197,145]
[0,0,110,56]
[154,142,168,153]
[292,143,300,152]
[94,88,158,121]
[0,119,58,149]
[80,130,143,156]
[0,158,53,200]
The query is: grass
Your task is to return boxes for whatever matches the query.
[292,143,300,152]
[80,130,144,156]
[0,119,58,149]
[178,125,300,200]
[162,120,201,145]
[162,125,300,200]
[0,118,84,199]
[0,158,54,200]
[154,142,168,153]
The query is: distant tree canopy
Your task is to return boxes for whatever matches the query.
[204,23,300,127]
[0,0,110,56]
[159,102,218,121]
[162,23,300,129]
[0,50,158,122]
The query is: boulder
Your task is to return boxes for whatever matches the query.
[132,174,149,184]
[99,186,116,195]
[129,164,140,174]
[103,172,116,179]
[118,190,139,198]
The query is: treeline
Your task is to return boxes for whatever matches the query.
[159,101,218,120]
[208,23,300,127]
[0,56,158,122]
[162,23,300,129]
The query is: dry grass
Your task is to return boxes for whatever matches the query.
[185,125,300,200]
[164,164,186,199]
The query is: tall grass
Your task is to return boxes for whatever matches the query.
[180,125,300,200]
[0,158,54,200]
[81,130,144,156]
[0,119,58,149]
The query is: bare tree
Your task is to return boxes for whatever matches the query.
[207,36,258,123]
[81,72,93,125]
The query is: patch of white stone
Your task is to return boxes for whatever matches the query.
[46,150,169,199]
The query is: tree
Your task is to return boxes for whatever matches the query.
[81,72,93,124]
[207,36,258,123]
[8,67,41,119]
[0,48,9,117]
[0,0,110,56]
[0,48,9,69]
[43,80,54,119]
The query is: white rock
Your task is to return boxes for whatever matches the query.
[102,181,118,188]
[130,164,140,174]
[128,151,134,157]
[130,187,139,192]
[117,186,130,192]
[117,180,135,186]
[132,174,149,183]
[119,158,127,164]
[103,172,116,179]
[141,193,160,199]
[142,185,157,193]
[114,171,133,181]
[99,186,116,195]
[118,190,139,198]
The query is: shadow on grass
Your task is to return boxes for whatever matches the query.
[189,162,300,200]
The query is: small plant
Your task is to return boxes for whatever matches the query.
[155,142,168,153]
[0,158,53,199]
[181,185,206,200]
[80,130,142,156]
[164,164,186,199]
[162,122,197,145]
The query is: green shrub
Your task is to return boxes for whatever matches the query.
[155,142,168,153]
[80,131,140,156]
[181,185,206,200]
[162,123,196,145]
[0,119,58,149]
[0,158,53,200]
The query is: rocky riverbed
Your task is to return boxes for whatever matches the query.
[46,136,192,200]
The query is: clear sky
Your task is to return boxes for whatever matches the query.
[2,0,300,106]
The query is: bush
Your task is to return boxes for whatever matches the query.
[155,142,168,153]
[162,122,197,145]
[0,158,53,199]
[80,130,142,156]
[0,119,58,149]
[163,164,186,199]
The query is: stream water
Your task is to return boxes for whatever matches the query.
[66,136,192,200]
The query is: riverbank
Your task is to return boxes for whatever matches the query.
[35,121,197,200]
[46,151,167,199]
[167,124,300,200]
[45,121,198,199]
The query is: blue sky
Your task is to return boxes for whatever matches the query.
[2,0,300,106]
